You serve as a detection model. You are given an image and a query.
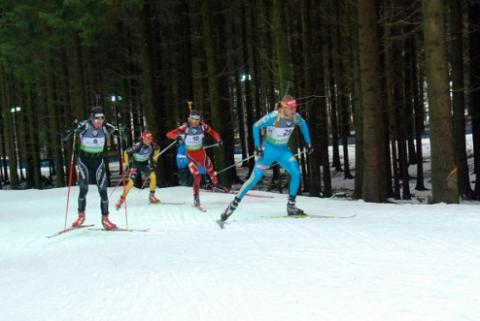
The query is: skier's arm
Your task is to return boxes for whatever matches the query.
[151,143,160,165]
[252,112,276,148]
[125,142,141,155]
[104,122,118,135]
[63,120,85,141]
[296,113,312,145]
[166,124,187,140]
[202,123,221,142]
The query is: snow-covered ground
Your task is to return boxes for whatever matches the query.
[1,186,479,321]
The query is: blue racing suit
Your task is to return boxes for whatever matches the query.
[237,110,311,199]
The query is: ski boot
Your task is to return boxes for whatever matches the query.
[115,196,126,210]
[102,214,118,230]
[220,196,240,222]
[149,192,160,204]
[72,210,86,227]
[287,196,306,216]
[193,194,201,207]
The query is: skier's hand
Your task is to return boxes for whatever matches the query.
[306,144,314,155]
[255,146,264,158]
[175,136,184,144]
[217,140,223,147]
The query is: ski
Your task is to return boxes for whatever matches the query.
[88,227,149,232]
[151,201,186,206]
[193,204,207,212]
[46,224,94,238]
[200,188,273,199]
[266,213,357,219]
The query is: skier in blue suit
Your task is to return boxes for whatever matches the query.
[220,95,313,223]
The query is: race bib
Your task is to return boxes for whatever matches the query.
[267,127,294,145]
[80,136,105,153]
[184,134,204,150]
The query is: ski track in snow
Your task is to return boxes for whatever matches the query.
[1,186,480,321]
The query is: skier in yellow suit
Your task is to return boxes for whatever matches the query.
[116,130,161,209]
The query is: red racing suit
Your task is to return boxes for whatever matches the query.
[166,122,221,195]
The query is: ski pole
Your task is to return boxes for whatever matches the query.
[117,124,129,229]
[266,149,308,170]
[215,154,256,175]
[204,142,220,150]
[138,140,177,192]
[63,132,77,231]
[109,165,130,198]
[153,140,177,161]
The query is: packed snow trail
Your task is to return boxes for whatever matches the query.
[0,186,479,321]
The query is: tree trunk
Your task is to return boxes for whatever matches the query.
[200,0,229,184]
[69,32,87,120]
[384,13,400,199]
[319,13,333,197]
[397,38,411,200]
[301,0,321,196]
[412,38,427,191]
[46,58,65,187]
[26,88,42,188]
[339,0,353,179]
[469,2,480,198]
[0,65,19,188]
[358,0,387,202]
[450,0,471,198]
[272,0,294,96]
[422,0,459,203]
[351,0,364,199]
[242,3,257,172]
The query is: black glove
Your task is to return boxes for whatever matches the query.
[217,140,223,147]
[306,144,314,155]
[176,136,184,144]
[255,146,264,158]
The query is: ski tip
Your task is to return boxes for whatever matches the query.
[46,224,95,238]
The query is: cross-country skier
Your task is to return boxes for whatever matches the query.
[115,130,161,209]
[166,109,226,208]
[63,106,118,230]
[219,95,313,223]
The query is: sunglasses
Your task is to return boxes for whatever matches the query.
[94,116,105,120]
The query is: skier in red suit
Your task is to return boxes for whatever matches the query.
[166,110,226,207]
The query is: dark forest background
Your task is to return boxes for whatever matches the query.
[1,0,480,204]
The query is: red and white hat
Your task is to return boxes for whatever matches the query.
[141,130,153,141]
[281,96,298,110]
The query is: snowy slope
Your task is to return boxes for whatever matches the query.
[1,186,479,321]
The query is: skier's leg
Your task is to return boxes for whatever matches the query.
[117,167,136,209]
[204,156,217,184]
[121,167,137,198]
[236,145,278,200]
[95,159,109,215]
[278,150,301,198]
[148,171,157,193]
[278,151,304,215]
[145,165,160,203]
[221,145,279,222]
[188,161,201,201]
[77,158,89,213]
